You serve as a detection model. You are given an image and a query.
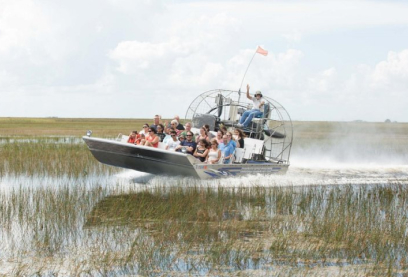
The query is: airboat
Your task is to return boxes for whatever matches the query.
[83,89,293,179]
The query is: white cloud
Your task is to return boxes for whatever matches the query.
[0,0,408,121]
[307,67,338,93]
[0,1,49,55]
[371,50,408,91]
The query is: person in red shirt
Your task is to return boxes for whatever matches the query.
[127,131,139,144]
[142,128,159,148]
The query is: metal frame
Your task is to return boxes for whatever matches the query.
[185,89,293,164]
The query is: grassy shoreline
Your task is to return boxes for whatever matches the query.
[1,117,407,137]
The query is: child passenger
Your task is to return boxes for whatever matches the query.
[135,133,145,145]
[127,131,138,144]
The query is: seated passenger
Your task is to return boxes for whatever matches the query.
[218,135,235,164]
[203,124,214,140]
[127,131,138,144]
[139,124,150,136]
[178,134,185,143]
[150,115,161,131]
[226,131,237,149]
[205,139,221,164]
[166,130,180,151]
[220,125,228,134]
[142,128,159,148]
[135,133,145,145]
[180,122,196,141]
[175,131,197,155]
[216,130,224,144]
[234,128,246,148]
[196,127,210,143]
[174,115,185,131]
[162,126,172,144]
[156,124,166,142]
[194,139,209,162]
[170,120,182,135]
[237,84,265,128]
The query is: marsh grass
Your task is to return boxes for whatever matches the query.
[80,184,408,275]
[0,138,120,177]
[0,117,186,137]
[2,184,408,275]
[1,118,408,275]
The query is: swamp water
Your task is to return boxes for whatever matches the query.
[0,124,408,276]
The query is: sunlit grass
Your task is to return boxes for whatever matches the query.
[3,182,408,275]
[0,118,407,275]
[0,139,119,177]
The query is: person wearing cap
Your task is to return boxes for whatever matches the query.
[237,84,265,128]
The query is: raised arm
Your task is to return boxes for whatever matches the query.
[246,84,253,100]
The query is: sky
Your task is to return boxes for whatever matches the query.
[0,0,407,122]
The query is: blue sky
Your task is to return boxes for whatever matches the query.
[0,0,407,122]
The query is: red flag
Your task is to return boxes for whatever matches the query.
[256,46,268,56]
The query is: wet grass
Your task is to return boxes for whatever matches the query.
[3,181,408,275]
[0,118,407,275]
[0,138,119,177]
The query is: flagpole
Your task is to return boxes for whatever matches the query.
[238,48,258,103]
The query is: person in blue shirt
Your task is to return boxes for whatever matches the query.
[225,131,237,148]
[218,135,235,164]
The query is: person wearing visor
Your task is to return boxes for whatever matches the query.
[237,84,265,128]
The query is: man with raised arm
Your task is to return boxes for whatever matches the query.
[237,84,265,128]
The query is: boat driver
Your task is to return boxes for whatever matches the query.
[237,84,265,128]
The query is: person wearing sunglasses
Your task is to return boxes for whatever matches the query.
[170,119,182,135]
[141,128,159,148]
[156,124,166,142]
[205,139,221,164]
[165,130,180,151]
[175,131,196,155]
[139,123,150,137]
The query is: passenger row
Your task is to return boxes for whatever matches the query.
[125,115,246,164]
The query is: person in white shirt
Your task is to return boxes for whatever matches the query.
[237,84,265,127]
[166,130,181,151]
[139,123,150,137]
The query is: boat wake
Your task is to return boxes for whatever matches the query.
[114,162,408,189]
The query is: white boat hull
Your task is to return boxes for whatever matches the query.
[83,136,289,180]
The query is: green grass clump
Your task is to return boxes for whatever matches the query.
[0,139,119,177]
